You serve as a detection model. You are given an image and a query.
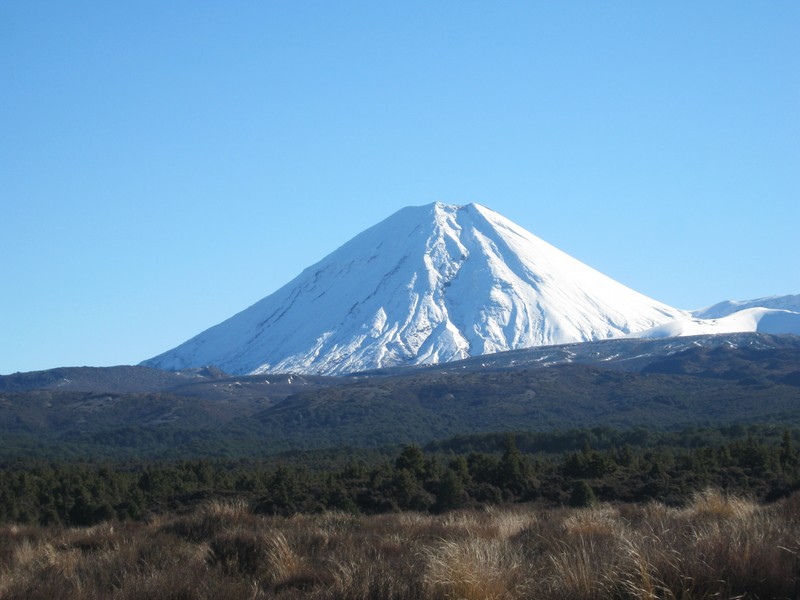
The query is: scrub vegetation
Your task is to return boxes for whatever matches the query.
[2,424,798,597]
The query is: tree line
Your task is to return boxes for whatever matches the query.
[1,425,798,526]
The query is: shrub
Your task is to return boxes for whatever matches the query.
[569,480,597,508]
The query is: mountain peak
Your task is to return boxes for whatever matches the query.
[143,203,686,375]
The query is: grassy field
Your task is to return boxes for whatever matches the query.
[1,489,798,599]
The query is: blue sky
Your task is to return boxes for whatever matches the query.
[1,1,798,374]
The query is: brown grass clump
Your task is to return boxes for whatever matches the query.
[423,537,526,600]
[544,534,616,599]
[0,493,798,600]
[160,499,256,542]
[562,503,620,538]
[682,487,758,521]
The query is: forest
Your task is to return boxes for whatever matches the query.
[2,424,798,527]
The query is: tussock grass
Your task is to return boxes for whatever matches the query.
[0,489,798,599]
[545,534,615,598]
[682,487,758,521]
[422,537,525,600]
[562,503,620,538]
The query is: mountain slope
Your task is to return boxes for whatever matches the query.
[6,333,800,459]
[143,203,686,375]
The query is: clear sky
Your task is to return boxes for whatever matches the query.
[1,1,798,374]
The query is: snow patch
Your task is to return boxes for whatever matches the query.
[629,307,800,340]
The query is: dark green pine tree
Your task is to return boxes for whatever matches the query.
[434,469,468,513]
[395,444,427,479]
[569,480,597,508]
[498,434,535,498]
[780,429,797,470]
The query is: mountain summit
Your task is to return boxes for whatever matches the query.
[143,203,686,375]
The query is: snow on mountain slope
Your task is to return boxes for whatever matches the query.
[142,203,687,375]
[630,307,800,340]
[692,295,800,319]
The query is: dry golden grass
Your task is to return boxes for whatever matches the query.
[562,503,620,538]
[0,490,798,600]
[422,537,525,600]
[681,487,758,521]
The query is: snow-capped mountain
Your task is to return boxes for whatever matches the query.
[143,202,688,375]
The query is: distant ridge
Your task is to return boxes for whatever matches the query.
[692,295,800,319]
[12,331,791,458]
